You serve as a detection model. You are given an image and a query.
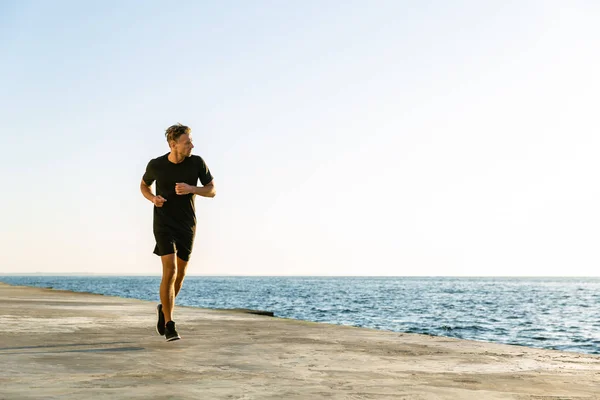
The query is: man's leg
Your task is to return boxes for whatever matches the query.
[174,257,189,297]
[160,254,177,324]
[173,229,194,298]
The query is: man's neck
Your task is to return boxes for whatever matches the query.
[168,152,185,164]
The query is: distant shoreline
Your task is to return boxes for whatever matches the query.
[1,274,599,278]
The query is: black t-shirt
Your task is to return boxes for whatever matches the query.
[142,153,214,234]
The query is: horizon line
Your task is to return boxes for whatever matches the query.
[1,273,599,278]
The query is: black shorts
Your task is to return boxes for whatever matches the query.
[153,229,195,261]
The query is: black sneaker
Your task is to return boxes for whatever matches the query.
[165,321,181,342]
[156,304,166,336]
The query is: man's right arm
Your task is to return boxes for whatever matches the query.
[140,179,166,207]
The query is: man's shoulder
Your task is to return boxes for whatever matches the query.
[148,153,170,165]
[189,154,207,164]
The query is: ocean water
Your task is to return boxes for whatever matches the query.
[2,276,599,355]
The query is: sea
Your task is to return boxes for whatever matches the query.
[1,276,599,355]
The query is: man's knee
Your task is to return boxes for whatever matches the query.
[176,258,188,276]
[161,255,177,280]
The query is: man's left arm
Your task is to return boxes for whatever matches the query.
[175,181,216,198]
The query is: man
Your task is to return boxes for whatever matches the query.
[140,123,216,341]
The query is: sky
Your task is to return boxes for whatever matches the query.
[1,1,599,276]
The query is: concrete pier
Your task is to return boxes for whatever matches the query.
[1,282,599,399]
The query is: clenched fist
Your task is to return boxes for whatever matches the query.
[152,195,167,207]
[175,182,194,195]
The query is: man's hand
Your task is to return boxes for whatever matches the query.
[152,195,167,207]
[175,182,194,195]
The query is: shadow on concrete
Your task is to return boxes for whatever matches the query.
[1,346,145,355]
[0,341,136,351]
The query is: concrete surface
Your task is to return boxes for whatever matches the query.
[1,282,599,399]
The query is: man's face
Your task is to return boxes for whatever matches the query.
[171,133,194,157]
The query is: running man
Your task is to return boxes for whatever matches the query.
[140,123,216,341]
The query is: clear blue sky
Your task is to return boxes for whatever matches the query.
[1,1,599,276]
